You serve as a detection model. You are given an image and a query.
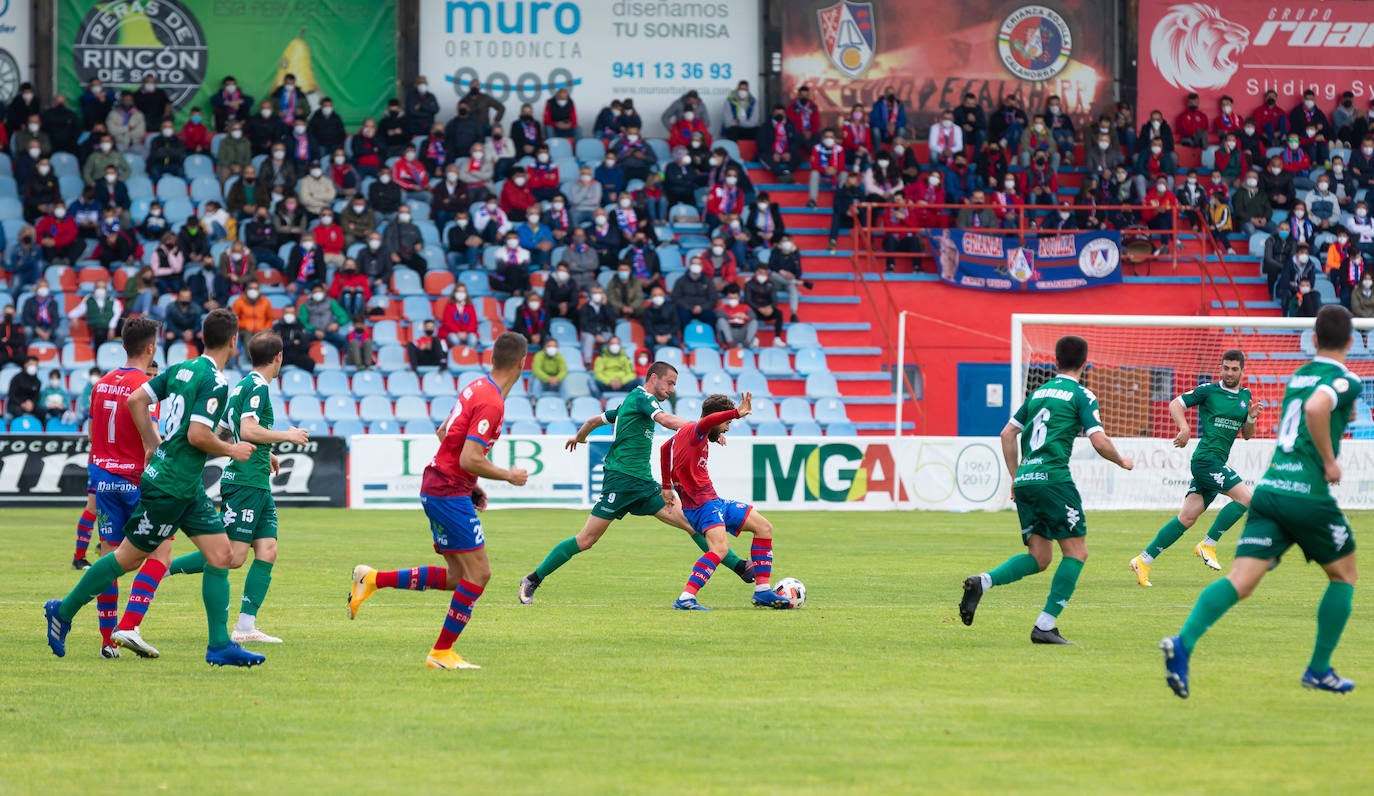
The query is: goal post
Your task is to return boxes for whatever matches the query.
[1007,314,1374,510]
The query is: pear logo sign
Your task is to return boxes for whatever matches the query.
[72,0,208,110]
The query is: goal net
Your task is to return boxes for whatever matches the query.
[1010,315,1374,510]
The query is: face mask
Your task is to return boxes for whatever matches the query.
[527,214,541,225]
[557,99,569,108]
[487,203,499,214]
[352,203,366,213]
[1272,166,1283,174]
[1157,183,1168,192]
[1004,180,1015,190]
[552,201,565,211]
[725,297,739,307]
[941,119,953,128]
[779,242,795,253]
[1359,209,1369,218]
[1097,141,1110,151]
[710,245,724,256]
[101,172,118,184]
[35,164,48,175]
[320,214,334,226]
[1318,182,1329,191]
[367,239,381,250]
[398,212,412,223]
[1058,210,1071,220]
[608,343,622,355]
[161,127,175,137]
[1298,254,1310,264]
[321,106,334,117]
[272,150,285,160]
[554,270,569,283]
[876,158,891,169]
[893,145,905,155]
[1246,178,1258,188]
[650,294,666,307]
[590,294,603,305]
[1335,166,1345,175]
[1278,229,1289,239]
[708,156,722,167]
[311,291,325,302]
[261,108,273,118]
[1151,120,1161,128]
[378,174,391,183]
[928,176,940,187]
[1304,100,1315,109]
[53,207,66,218]
[25,365,36,376]
[307,167,322,179]
[1288,142,1300,150]
[755,274,768,284]
[1366,148,1374,156]
[1294,210,1305,218]
[1186,177,1197,185]
[822,138,835,147]
[454,292,468,303]
[1300,285,1311,293]
[229,129,243,139]
[1339,236,1350,245]
[36,287,50,298]
[1150,147,1162,155]
[1225,140,1235,149]
[689,264,702,276]
[725,176,738,186]
[506,239,519,250]
[513,177,527,187]
[625,134,638,143]
[1305,127,1317,138]
[401,151,418,163]
[1244,126,1255,135]
[301,239,317,250]
[247,289,261,300]
[282,312,296,324]
[773,114,785,121]
[1221,104,1232,113]
[544,346,558,357]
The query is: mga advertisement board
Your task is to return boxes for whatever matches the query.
[416,0,761,136]
[1138,1,1374,124]
[781,1,1116,135]
[0,0,30,104]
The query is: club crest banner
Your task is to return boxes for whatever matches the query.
[925,228,1122,292]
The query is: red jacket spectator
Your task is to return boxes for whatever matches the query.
[703,250,739,283]
[1281,143,1311,174]
[328,268,370,302]
[1142,183,1179,225]
[438,299,479,339]
[35,214,79,250]
[392,157,429,191]
[704,182,745,218]
[352,129,383,171]
[499,177,537,217]
[1176,107,1209,142]
[787,97,821,141]
[1021,162,1059,199]
[903,178,949,228]
[1213,146,1248,178]
[668,118,710,149]
[1140,150,1171,180]
[1252,99,1286,142]
[1213,105,1243,137]
[992,184,1022,224]
[809,140,845,173]
[315,221,345,258]
[842,119,872,156]
[180,118,213,154]
[527,161,560,194]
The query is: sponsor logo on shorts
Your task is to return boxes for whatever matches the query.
[1065,505,1081,529]
[1211,471,1225,486]
[1238,536,1272,547]
[1331,524,1350,549]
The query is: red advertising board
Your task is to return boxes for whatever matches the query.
[1138,1,1374,118]
[781,1,1116,133]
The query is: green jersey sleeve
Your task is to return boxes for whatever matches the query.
[142,369,172,402]
[190,369,230,430]
[1011,400,1029,428]
[1180,382,1212,408]
[1077,387,1103,436]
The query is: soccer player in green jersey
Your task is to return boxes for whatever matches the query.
[1163,306,1361,697]
[1131,350,1264,585]
[959,335,1135,644]
[45,309,264,667]
[147,332,311,645]
[517,361,753,604]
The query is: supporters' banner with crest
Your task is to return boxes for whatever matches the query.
[1138,1,1374,124]
[924,229,1123,292]
[781,1,1116,134]
[55,0,396,126]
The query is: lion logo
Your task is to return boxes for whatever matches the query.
[1150,3,1250,91]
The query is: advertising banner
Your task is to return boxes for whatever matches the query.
[0,434,347,508]
[0,0,30,104]
[416,0,761,137]
[349,434,589,509]
[923,229,1123,292]
[1138,1,1374,125]
[781,1,1115,136]
[56,0,396,125]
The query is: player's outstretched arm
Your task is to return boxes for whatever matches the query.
[653,411,687,431]
[127,389,162,463]
[566,414,608,450]
[1305,390,1340,483]
[1168,396,1191,448]
[460,439,527,485]
[240,415,310,447]
[1089,431,1134,471]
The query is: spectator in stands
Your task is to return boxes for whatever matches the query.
[592,337,639,396]
[298,282,350,349]
[349,118,384,178]
[299,160,337,218]
[1136,109,1175,164]
[1352,137,1374,193]
[306,96,345,155]
[1279,133,1312,180]
[454,140,494,203]
[1290,201,1318,249]
[150,231,185,293]
[224,164,261,219]
[1214,133,1248,183]
[558,229,595,292]
[13,134,42,187]
[441,99,481,169]
[513,209,554,270]
[6,82,38,133]
[177,106,211,155]
[122,265,159,319]
[511,293,549,348]
[272,195,307,246]
[674,255,717,328]
[342,317,371,370]
[642,285,680,350]
[663,89,709,132]
[366,170,400,224]
[721,81,760,141]
[994,173,1027,230]
[327,257,368,317]
[69,187,102,239]
[929,109,963,167]
[95,218,136,269]
[1143,176,1181,255]
[404,77,440,137]
[525,144,560,203]
[440,286,479,348]
[1327,231,1365,308]
[587,210,623,270]
[1232,169,1274,235]
[441,208,479,270]
[106,92,147,157]
[1349,202,1374,260]
[1295,277,1320,317]
[989,94,1028,150]
[285,232,323,295]
[35,201,81,265]
[942,150,977,204]
[1175,169,1207,228]
[36,371,69,421]
[592,98,625,140]
[1249,90,1285,144]
[273,305,315,372]
[21,279,60,342]
[1262,154,1297,212]
[340,195,377,248]
[93,165,131,216]
[80,134,130,185]
[474,195,511,245]
[0,307,25,369]
[79,78,113,131]
[383,205,427,273]
[1081,130,1120,184]
[956,188,997,230]
[240,207,280,269]
[544,87,578,139]
[609,125,656,183]
[463,80,506,126]
[663,149,697,209]
[43,95,80,154]
[1289,89,1329,156]
[357,232,390,291]
[879,198,920,272]
[744,265,785,346]
[509,103,545,163]
[870,87,909,146]
[806,128,845,210]
[668,105,710,151]
[1333,92,1361,147]
[577,286,616,365]
[864,152,904,203]
[1111,102,1136,153]
[828,170,865,251]
[607,261,644,321]
[23,157,60,223]
[1044,95,1076,165]
[163,286,202,352]
[132,75,171,125]
[745,192,786,249]
[260,143,298,198]
[1261,217,1296,297]
[758,104,797,181]
[705,166,745,231]
[1277,243,1316,314]
[946,93,983,154]
[317,151,356,204]
[147,119,187,181]
[490,231,531,299]
[784,85,819,152]
[1175,92,1209,148]
[975,141,1011,197]
[5,226,41,293]
[530,339,567,398]
[1353,272,1374,318]
[269,72,309,122]
[13,113,50,160]
[500,167,537,222]
[704,236,740,289]
[7,356,41,419]
[1306,174,1342,234]
[1214,95,1243,142]
[715,284,756,349]
[64,278,119,347]
[378,100,408,159]
[1206,186,1235,255]
[1328,157,1356,212]
[1021,152,1058,216]
[178,215,213,270]
[407,318,447,370]
[209,76,251,132]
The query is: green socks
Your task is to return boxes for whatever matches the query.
[59,552,126,622]
[534,537,583,580]
[1310,581,1354,673]
[691,532,746,572]
[1205,502,1247,543]
[170,550,207,576]
[1179,577,1240,652]
[988,553,1041,587]
[203,565,232,648]
[1041,556,1084,619]
[1144,518,1189,560]
[241,560,273,618]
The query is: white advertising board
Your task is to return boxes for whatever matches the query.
[0,0,29,103]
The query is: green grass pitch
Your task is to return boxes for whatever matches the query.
[4,507,1373,794]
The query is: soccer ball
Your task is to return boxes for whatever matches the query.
[774,577,806,608]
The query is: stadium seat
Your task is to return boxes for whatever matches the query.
[366,419,400,434]
[280,369,315,398]
[392,268,423,296]
[458,269,490,297]
[351,369,387,396]
[690,348,723,376]
[805,371,841,399]
[387,370,423,397]
[790,419,823,437]
[655,346,685,370]
[825,421,858,437]
[510,419,543,435]
[723,347,754,375]
[331,418,365,442]
[394,395,430,422]
[735,370,771,398]
[403,419,437,436]
[504,397,535,421]
[700,371,733,394]
[550,318,579,348]
[793,348,829,376]
[560,371,594,400]
[545,420,579,436]
[570,396,603,419]
[372,320,401,347]
[535,396,570,424]
[60,341,93,370]
[458,371,486,390]
[752,420,787,437]
[1300,330,1316,356]
[359,395,394,422]
[403,296,435,322]
[376,345,410,374]
[324,395,359,422]
[813,398,850,426]
[757,348,792,377]
[675,396,703,418]
[450,346,480,370]
[316,370,351,398]
[189,175,222,204]
[96,341,125,371]
[575,137,605,163]
[683,322,715,351]
[422,371,455,395]
[155,175,189,200]
[673,374,701,398]
[184,154,215,179]
[46,419,79,434]
[269,395,288,429]
[429,394,457,422]
[787,323,819,351]
[288,397,324,422]
[779,398,814,427]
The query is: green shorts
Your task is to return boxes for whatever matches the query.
[221,484,278,545]
[120,483,223,554]
[1013,481,1087,543]
[1185,458,1244,506]
[591,470,666,521]
[1236,489,1356,566]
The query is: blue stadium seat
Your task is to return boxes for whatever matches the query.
[402,296,435,322]
[575,138,605,163]
[805,371,841,399]
[535,396,569,424]
[655,346,685,370]
[757,348,793,377]
[422,371,455,395]
[314,369,349,398]
[825,421,858,437]
[657,243,683,273]
[504,397,535,421]
[793,348,829,377]
[570,396,602,419]
[330,418,365,442]
[715,140,740,162]
[351,369,386,396]
[163,198,194,225]
[791,420,822,437]
[366,419,400,434]
[392,269,423,296]
[813,398,850,426]
[787,323,819,351]
[735,370,771,398]
[700,371,733,394]
[46,419,79,433]
[752,420,787,437]
[403,419,437,436]
[300,418,330,438]
[189,175,222,204]
[547,138,573,160]
[184,154,215,180]
[359,395,394,422]
[395,396,430,422]
[724,348,755,375]
[675,396,703,418]
[126,176,155,201]
[96,341,124,371]
[270,395,288,429]
[683,322,715,351]
[280,369,315,399]
[324,396,359,422]
[288,397,323,422]
[50,151,79,176]
[779,398,813,427]
[673,374,701,398]
[509,420,543,435]
[690,348,723,376]
[550,318,579,347]
[459,269,490,297]
[8,415,41,433]
[155,175,189,200]
[376,345,410,374]
[429,394,456,422]
[560,371,594,400]
[544,420,579,436]
[457,371,486,390]
[387,370,423,397]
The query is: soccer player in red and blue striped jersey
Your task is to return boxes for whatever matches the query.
[347,332,530,669]
[662,392,791,610]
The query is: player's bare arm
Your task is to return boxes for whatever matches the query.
[999,421,1020,481]
[566,414,608,449]
[126,389,162,463]
[1242,399,1263,440]
[1305,389,1340,483]
[240,414,310,447]
[189,422,254,463]
[1090,431,1135,470]
[652,411,687,431]
[459,439,527,485]
[1169,396,1191,448]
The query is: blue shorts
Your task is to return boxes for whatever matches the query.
[421,494,485,554]
[683,499,753,537]
[89,465,140,547]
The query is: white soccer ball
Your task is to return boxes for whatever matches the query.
[774,577,806,608]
